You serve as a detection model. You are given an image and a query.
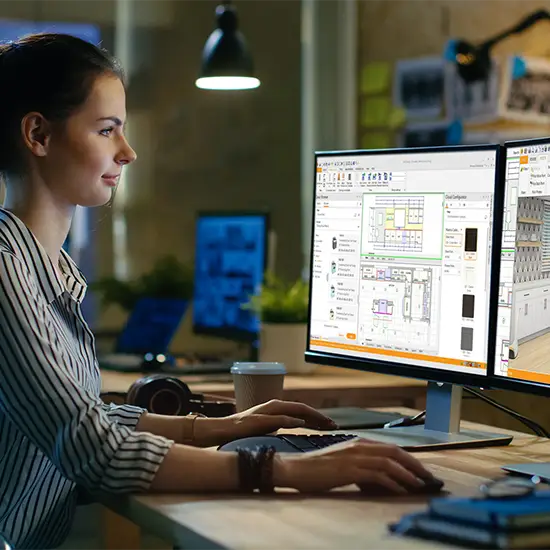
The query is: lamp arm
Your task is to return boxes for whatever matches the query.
[481,9,550,51]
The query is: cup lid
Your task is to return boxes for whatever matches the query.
[230,362,286,375]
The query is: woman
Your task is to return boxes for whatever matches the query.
[0,33,435,549]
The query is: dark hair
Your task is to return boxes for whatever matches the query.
[0,33,124,176]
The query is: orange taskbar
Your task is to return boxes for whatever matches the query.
[309,338,487,371]
[506,369,550,385]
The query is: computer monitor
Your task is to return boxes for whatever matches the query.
[491,137,550,479]
[192,211,269,352]
[305,144,512,450]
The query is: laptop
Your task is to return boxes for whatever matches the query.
[99,297,232,374]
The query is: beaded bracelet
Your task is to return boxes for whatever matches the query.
[257,446,276,494]
[237,446,276,493]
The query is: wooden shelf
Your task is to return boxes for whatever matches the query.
[518,217,543,225]
[517,241,542,247]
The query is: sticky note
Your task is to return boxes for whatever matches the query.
[388,107,406,129]
[360,62,391,95]
[512,56,527,80]
[447,120,463,145]
[444,39,458,62]
[361,97,391,128]
[361,132,393,150]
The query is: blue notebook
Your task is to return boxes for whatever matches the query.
[430,492,550,531]
[391,511,550,549]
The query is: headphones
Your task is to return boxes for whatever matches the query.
[103,374,236,417]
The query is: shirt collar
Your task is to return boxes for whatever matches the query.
[0,207,87,304]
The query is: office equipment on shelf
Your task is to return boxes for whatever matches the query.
[490,137,550,478]
[305,144,512,450]
[192,211,269,362]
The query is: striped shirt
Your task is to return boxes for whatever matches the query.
[0,208,174,549]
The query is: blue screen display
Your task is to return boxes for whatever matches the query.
[0,20,101,45]
[193,214,267,337]
[116,298,189,355]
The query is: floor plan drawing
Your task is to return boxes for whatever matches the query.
[358,264,438,350]
[361,193,444,260]
[368,195,424,253]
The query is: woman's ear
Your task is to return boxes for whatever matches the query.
[20,112,52,158]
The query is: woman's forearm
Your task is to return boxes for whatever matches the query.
[135,412,224,447]
[149,443,239,492]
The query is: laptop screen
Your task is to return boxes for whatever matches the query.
[115,297,188,355]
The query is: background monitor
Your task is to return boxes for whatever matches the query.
[305,145,510,449]
[192,211,269,342]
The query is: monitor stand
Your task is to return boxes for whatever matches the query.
[344,382,513,451]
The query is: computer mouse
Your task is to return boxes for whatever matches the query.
[359,476,445,496]
[412,476,445,494]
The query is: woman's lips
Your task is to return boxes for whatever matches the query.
[102,174,120,186]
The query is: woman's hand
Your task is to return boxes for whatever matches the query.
[274,438,436,495]
[197,399,338,447]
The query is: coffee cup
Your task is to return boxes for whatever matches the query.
[230,362,286,412]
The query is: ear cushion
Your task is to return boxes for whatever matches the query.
[126,374,193,416]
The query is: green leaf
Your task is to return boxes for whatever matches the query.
[242,271,309,324]
[89,254,194,311]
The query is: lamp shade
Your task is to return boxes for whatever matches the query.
[196,2,260,90]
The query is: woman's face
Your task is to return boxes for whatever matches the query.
[39,73,137,207]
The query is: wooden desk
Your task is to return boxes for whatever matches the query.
[101,366,427,410]
[101,413,550,549]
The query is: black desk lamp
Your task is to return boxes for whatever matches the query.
[196,0,260,90]
[452,9,550,83]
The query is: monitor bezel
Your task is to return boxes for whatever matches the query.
[192,210,270,343]
[485,136,550,397]
[305,144,505,389]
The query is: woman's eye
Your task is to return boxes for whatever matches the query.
[100,127,114,136]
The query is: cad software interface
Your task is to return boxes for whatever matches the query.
[496,142,550,386]
[309,149,497,374]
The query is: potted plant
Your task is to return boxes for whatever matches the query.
[246,272,317,374]
[90,254,194,312]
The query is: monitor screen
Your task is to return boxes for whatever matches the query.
[0,20,101,44]
[307,146,499,381]
[193,212,268,340]
[495,139,550,388]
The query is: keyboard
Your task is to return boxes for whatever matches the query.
[218,433,357,453]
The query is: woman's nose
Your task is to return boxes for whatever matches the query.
[116,137,137,165]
